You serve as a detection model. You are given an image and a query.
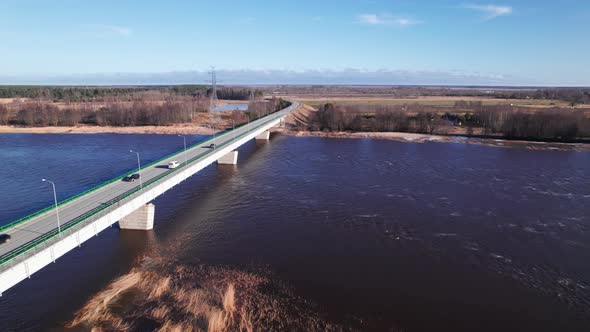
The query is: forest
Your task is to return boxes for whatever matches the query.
[0,91,286,127]
[0,85,264,101]
[306,102,590,142]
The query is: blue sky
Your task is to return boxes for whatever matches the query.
[0,0,589,86]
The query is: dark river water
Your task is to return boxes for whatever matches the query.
[0,133,589,331]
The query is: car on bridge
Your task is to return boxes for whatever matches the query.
[123,174,140,182]
[208,143,217,149]
[0,234,11,244]
[168,161,180,169]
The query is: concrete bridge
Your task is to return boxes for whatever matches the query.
[0,101,300,295]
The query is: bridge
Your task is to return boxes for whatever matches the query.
[0,101,300,295]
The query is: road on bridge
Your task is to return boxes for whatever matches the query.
[0,102,299,268]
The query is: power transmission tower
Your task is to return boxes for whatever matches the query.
[208,67,218,113]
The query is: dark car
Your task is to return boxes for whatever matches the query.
[0,234,11,244]
[123,173,140,182]
[208,143,217,149]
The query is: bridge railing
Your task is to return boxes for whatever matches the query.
[0,102,294,234]
[0,103,297,270]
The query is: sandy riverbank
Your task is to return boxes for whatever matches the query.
[284,130,590,152]
[0,124,217,135]
[1,125,587,151]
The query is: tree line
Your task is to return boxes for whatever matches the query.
[213,88,264,100]
[0,97,290,127]
[0,99,208,127]
[265,86,590,105]
[307,102,590,142]
[0,86,154,101]
[0,85,265,102]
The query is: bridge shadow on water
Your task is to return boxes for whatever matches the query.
[63,134,350,331]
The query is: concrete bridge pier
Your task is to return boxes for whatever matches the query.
[119,203,155,230]
[255,130,270,140]
[218,150,238,165]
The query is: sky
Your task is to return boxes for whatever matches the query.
[0,0,589,86]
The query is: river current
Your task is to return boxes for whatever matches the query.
[0,133,588,331]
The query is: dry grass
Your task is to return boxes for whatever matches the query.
[66,257,347,331]
[0,124,219,135]
[0,98,23,104]
[67,272,142,329]
[222,284,236,314]
[291,96,583,108]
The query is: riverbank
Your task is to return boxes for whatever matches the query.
[283,129,590,151]
[0,124,217,135]
[2,124,588,151]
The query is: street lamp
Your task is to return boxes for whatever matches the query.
[129,150,143,191]
[41,179,61,236]
[177,135,188,165]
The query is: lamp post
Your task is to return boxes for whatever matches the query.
[231,119,235,141]
[211,126,216,151]
[41,179,61,236]
[177,135,187,165]
[129,150,143,192]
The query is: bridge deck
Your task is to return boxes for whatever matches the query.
[0,102,298,271]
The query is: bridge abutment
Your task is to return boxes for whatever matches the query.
[218,150,238,165]
[255,130,270,140]
[119,203,155,230]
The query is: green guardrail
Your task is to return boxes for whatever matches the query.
[0,103,293,234]
[0,103,295,268]
[0,128,230,233]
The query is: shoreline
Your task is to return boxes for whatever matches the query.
[1,125,588,151]
[283,130,590,151]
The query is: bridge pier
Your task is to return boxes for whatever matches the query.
[255,130,270,140]
[218,150,238,165]
[0,102,301,295]
[119,203,155,230]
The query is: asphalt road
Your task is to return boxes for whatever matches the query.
[0,102,299,264]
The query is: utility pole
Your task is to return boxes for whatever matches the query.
[208,67,218,114]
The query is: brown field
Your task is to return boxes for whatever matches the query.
[0,98,24,104]
[0,98,241,110]
[0,124,217,135]
[272,95,587,109]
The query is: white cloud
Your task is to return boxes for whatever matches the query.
[0,69,523,86]
[396,18,418,26]
[358,14,385,25]
[464,4,513,20]
[356,14,419,26]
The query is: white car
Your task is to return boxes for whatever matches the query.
[168,161,180,169]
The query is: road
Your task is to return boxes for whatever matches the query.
[0,102,299,266]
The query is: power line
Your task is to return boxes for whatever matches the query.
[208,67,218,113]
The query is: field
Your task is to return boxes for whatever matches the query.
[0,98,243,110]
[279,95,586,108]
[284,92,590,143]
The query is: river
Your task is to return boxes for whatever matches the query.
[0,133,589,331]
